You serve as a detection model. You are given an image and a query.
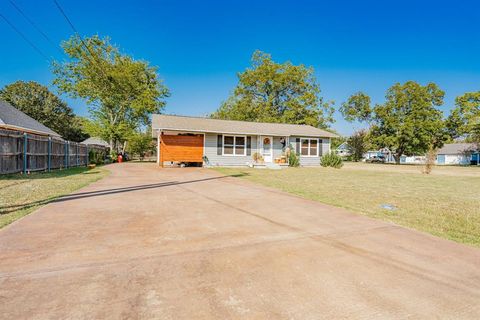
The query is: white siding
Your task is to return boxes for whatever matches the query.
[443,154,470,165]
[290,136,330,166]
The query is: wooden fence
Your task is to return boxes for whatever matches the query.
[0,129,106,175]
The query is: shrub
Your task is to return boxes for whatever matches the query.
[321,152,343,168]
[288,151,300,167]
[252,152,264,163]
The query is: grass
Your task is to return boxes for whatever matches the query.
[0,166,109,228]
[213,162,480,247]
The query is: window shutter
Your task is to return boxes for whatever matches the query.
[295,138,300,154]
[318,139,323,156]
[246,136,251,156]
[217,135,222,155]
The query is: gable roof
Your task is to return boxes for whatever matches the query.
[437,143,478,155]
[82,137,110,147]
[152,114,337,138]
[0,100,61,137]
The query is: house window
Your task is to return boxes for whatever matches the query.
[223,135,246,156]
[300,138,319,157]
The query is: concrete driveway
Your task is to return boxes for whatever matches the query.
[0,163,479,319]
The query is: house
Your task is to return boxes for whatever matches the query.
[151,114,337,167]
[81,137,110,148]
[336,142,352,157]
[436,143,479,165]
[0,100,61,137]
[363,148,396,163]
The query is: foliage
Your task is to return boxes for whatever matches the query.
[127,131,155,160]
[422,148,437,175]
[0,81,88,141]
[88,149,106,165]
[320,152,343,168]
[340,92,372,123]
[348,129,369,161]
[446,92,480,144]
[53,35,169,151]
[342,81,448,163]
[211,50,334,129]
[288,149,300,167]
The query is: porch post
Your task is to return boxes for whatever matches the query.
[159,132,164,168]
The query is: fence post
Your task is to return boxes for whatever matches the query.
[64,141,68,169]
[48,137,51,172]
[23,133,28,174]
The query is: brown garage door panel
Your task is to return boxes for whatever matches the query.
[161,135,203,162]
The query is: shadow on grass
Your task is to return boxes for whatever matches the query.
[0,172,247,215]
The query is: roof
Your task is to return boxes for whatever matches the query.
[0,100,61,137]
[437,143,478,155]
[152,114,337,138]
[82,137,110,147]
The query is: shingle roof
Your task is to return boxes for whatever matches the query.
[0,100,61,137]
[82,137,110,147]
[437,143,478,155]
[152,114,337,138]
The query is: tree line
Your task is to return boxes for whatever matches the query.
[1,36,478,161]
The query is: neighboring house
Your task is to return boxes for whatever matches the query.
[81,137,110,148]
[151,114,337,167]
[0,100,61,137]
[436,143,479,165]
[336,142,352,157]
[363,148,396,163]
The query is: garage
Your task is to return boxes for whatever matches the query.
[159,133,204,166]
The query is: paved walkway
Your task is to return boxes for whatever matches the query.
[0,163,479,319]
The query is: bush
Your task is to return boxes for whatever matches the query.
[288,151,300,167]
[321,152,343,168]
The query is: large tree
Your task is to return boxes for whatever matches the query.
[211,50,334,128]
[53,35,169,150]
[348,129,369,162]
[0,80,88,141]
[341,81,448,163]
[446,92,480,144]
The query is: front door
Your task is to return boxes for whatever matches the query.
[261,136,273,163]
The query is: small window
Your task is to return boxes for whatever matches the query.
[300,138,319,157]
[223,135,246,156]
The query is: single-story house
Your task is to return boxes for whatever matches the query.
[0,100,61,137]
[335,142,352,157]
[436,143,479,165]
[151,114,337,167]
[363,148,396,163]
[81,137,110,148]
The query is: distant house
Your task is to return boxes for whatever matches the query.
[0,100,61,137]
[81,137,110,148]
[151,114,337,167]
[335,142,352,157]
[363,148,395,163]
[436,143,479,165]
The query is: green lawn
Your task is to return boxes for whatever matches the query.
[213,163,480,247]
[0,166,109,228]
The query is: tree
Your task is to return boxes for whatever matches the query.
[446,92,480,144]
[348,130,369,161]
[127,130,155,160]
[211,50,334,128]
[53,35,169,151]
[342,81,448,163]
[0,80,88,141]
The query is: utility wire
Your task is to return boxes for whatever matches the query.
[52,0,114,83]
[9,0,64,56]
[0,12,50,61]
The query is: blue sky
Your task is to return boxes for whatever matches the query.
[1,0,479,135]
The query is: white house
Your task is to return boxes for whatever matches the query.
[436,143,478,165]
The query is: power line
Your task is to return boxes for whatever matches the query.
[52,0,112,82]
[9,0,64,56]
[0,12,50,61]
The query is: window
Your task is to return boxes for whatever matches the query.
[223,135,246,156]
[300,138,319,157]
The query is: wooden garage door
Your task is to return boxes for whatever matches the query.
[160,134,203,163]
